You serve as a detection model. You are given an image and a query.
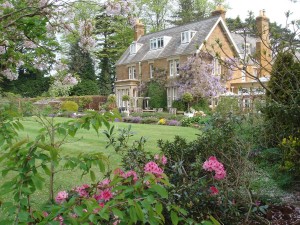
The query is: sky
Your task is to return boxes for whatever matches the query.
[225,0,300,26]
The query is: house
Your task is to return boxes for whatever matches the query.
[115,6,271,110]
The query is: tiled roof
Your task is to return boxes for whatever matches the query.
[116,16,221,65]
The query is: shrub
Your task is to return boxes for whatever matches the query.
[61,100,79,112]
[141,117,158,124]
[146,81,167,108]
[172,99,185,111]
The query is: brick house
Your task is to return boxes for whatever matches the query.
[115,6,271,110]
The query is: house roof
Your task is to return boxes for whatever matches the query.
[116,15,241,66]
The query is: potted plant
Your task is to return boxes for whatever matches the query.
[122,94,130,116]
[182,92,194,117]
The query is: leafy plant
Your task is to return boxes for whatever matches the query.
[61,100,79,112]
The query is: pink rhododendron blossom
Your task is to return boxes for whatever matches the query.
[161,155,167,165]
[210,186,219,195]
[144,161,163,176]
[114,168,125,176]
[54,215,64,225]
[98,189,113,202]
[43,211,49,217]
[154,154,160,160]
[55,191,68,204]
[74,184,90,197]
[98,178,111,188]
[123,170,138,182]
[203,156,226,180]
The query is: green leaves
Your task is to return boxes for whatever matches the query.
[150,184,168,199]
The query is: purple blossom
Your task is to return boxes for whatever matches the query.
[167,120,181,126]
[131,116,142,123]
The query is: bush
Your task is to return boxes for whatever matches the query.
[156,113,262,224]
[61,100,79,112]
[146,81,167,108]
[172,99,185,111]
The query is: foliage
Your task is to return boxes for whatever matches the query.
[171,0,228,25]
[95,3,133,96]
[171,99,185,111]
[61,101,79,112]
[146,81,167,109]
[122,94,130,102]
[0,69,50,97]
[68,41,98,96]
[181,116,211,127]
[71,79,99,96]
[215,97,240,115]
[182,92,193,112]
[134,0,173,32]
[258,51,300,185]
[157,113,261,224]
[0,110,117,223]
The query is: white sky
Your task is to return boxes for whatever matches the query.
[225,0,300,26]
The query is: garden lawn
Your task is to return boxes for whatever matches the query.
[1,116,199,213]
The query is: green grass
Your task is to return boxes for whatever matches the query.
[1,116,199,212]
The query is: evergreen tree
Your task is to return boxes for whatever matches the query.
[0,69,50,97]
[95,5,133,96]
[68,41,99,96]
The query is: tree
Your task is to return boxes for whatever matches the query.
[171,0,228,25]
[134,0,173,32]
[95,3,133,96]
[0,68,50,97]
[265,51,300,139]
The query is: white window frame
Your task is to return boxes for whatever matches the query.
[149,64,154,78]
[212,58,221,76]
[128,66,136,79]
[150,37,164,50]
[169,59,179,77]
[181,30,196,44]
[130,43,136,54]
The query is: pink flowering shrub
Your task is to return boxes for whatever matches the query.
[203,156,226,180]
[40,156,194,224]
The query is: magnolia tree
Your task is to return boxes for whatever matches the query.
[177,53,234,98]
[0,0,135,95]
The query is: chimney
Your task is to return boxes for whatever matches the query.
[134,19,145,41]
[256,10,271,77]
[211,4,226,20]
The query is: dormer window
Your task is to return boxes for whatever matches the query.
[181,30,196,44]
[130,41,142,54]
[150,36,169,50]
[130,43,136,54]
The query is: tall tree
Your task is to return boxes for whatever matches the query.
[171,0,228,25]
[95,4,133,96]
[68,41,99,96]
[134,0,173,32]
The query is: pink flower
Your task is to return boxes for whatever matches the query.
[43,211,49,217]
[74,184,90,197]
[123,170,138,182]
[161,155,167,165]
[210,186,219,195]
[54,215,64,225]
[202,156,226,180]
[98,189,113,202]
[55,191,68,204]
[98,179,111,189]
[154,154,160,160]
[114,168,124,176]
[144,161,163,176]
